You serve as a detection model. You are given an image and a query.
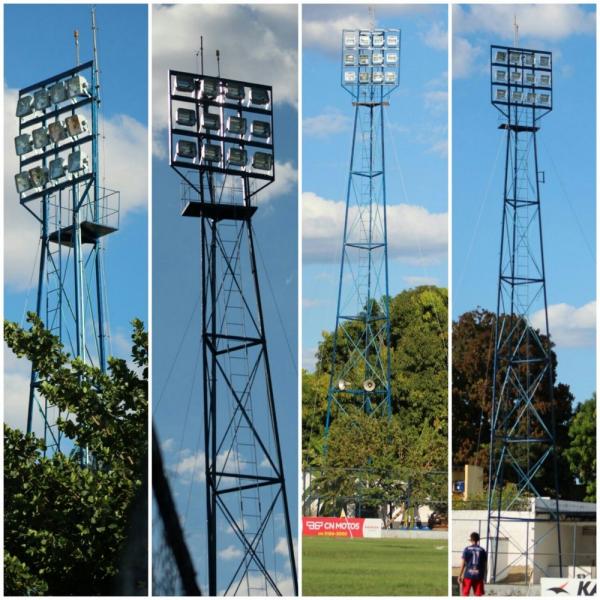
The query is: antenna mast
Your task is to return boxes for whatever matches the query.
[74,30,80,66]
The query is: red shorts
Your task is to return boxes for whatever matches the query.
[461,578,484,596]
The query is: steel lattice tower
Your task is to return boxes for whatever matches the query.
[168,60,297,596]
[324,28,400,435]
[486,43,562,583]
[15,13,119,458]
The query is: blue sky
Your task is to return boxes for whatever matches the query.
[151,5,298,594]
[3,4,148,430]
[302,4,448,371]
[453,4,596,405]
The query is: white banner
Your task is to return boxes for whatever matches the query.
[541,578,597,597]
[362,518,383,538]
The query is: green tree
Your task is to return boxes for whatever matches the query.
[4,313,148,596]
[565,394,596,502]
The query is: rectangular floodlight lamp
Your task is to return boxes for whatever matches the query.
[32,127,50,149]
[537,54,551,68]
[523,54,534,67]
[538,93,550,105]
[359,72,369,84]
[372,71,384,84]
[176,75,196,92]
[65,114,88,137]
[525,72,535,84]
[250,87,269,105]
[253,152,272,171]
[34,89,51,111]
[511,91,523,102]
[67,75,89,98]
[387,34,399,47]
[344,53,356,66]
[177,140,197,159]
[372,33,385,47]
[49,157,66,180]
[526,92,536,104]
[495,88,507,101]
[15,172,32,194]
[372,52,384,65]
[358,54,369,66]
[225,82,245,101]
[495,70,506,82]
[495,49,507,63]
[385,71,397,84]
[344,32,357,47]
[29,166,49,188]
[15,133,33,156]
[49,82,68,104]
[344,71,357,84]
[228,147,247,166]
[509,51,521,64]
[510,71,522,83]
[16,95,33,117]
[386,52,398,64]
[227,116,247,135]
[48,121,67,143]
[176,108,196,127]
[359,32,370,47]
[202,78,219,99]
[67,151,89,173]
[251,120,271,138]
[202,144,221,162]
[202,113,220,131]
[537,73,551,87]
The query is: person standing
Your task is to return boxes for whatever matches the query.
[458,531,487,596]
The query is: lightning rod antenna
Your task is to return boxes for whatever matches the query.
[369,6,375,30]
[513,14,519,47]
[216,49,221,78]
[74,29,80,66]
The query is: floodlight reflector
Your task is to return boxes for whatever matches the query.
[537,54,551,68]
[15,172,33,194]
[66,75,89,98]
[372,52,384,65]
[176,140,197,159]
[225,82,245,100]
[495,70,507,82]
[252,152,272,171]
[16,95,33,117]
[538,73,551,87]
[372,71,384,84]
[386,52,398,64]
[509,51,521,64]
[227,116,247,135]
[510,71,522,83]
[363,379,376,392]
[338,379,348,391]
[176,75,196,92]
[251,120,271,138]
[344,53,356,66]
[202,78,219,99]
[538,93,550,106]
[48,121,67,143]
[228,147,247,166]
[202,144,221,162]
[526,92,536,104]
[29,166,49,188]
[49,157,66,180]
[344,71,357,84]
[15,134,33,156]
[525,72,535,85]
[511,91,523,103]
[67,150,89,173]
[32,127,50,149]
[384,71,397,84]
[250,87,269,105]
[523,54,534,67]
[202,113,220,131]
[387,34,399,47]
[372,33,385,47]
[358,54,369,66]
[495,88,507,101]
[34,89,51,111]
[176,108,196,127]
[495,50,507,63]
[344,32,357,48]
[65,114,88,137]
[49,82,68,104]
[358,72,369,84]
[359,32,370,47]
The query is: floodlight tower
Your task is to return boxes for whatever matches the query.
[324,28,400,435]
[167,57,297,596]
[486,43,562,582]
[15,11,119,456]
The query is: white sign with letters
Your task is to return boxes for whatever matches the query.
[541,578,597,597]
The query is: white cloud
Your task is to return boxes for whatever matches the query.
[254,161,297,206]
[218,545,243,560]
[452,37,481,79]
[302,191,447,265]
[303,297,326,309]
[424,90,448,115]
[422,22,448,51]
[302,347,318,372]
[161,437,175,453]
[4,87,148,292]
[152,4,297,152]
[454,5,595,40]
[4,345,30,431]
[172,450,206,484]
[531,301,596,349]
[304,109,351,138]
[403,275,439,287]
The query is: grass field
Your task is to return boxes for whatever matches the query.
[302,536,448,596]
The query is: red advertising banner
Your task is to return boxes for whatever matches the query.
[302,517,365,538]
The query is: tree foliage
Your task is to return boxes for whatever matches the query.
[4,313,148,596]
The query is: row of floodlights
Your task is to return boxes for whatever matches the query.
[344,31,399,49]
[494,88,551,106]
[176,110,271,138]
[175,75,270,105]
[15,151,88,194]
[344,51,398,66]
[344,70,397,85]
[176,140,273,170]
[493,49,551,69]
[338,379,376,393]
[15,114,88,156]
[16,76,89,118]
[494,69,551,87]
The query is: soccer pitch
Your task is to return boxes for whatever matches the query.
[302,537,448,596]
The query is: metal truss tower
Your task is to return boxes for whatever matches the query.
[324,28,400,434]
[486,43,562,582]
[168,58,297,596]
[15,12,119,457]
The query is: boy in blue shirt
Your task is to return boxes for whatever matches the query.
[458,532,487,596]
